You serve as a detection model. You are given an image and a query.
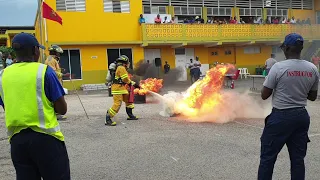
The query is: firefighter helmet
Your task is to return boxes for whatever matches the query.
[48,45,63,54]
[116,55,129,63]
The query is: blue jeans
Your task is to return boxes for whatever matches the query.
[258,107,310,180]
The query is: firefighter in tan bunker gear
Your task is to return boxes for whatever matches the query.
[105,55,139,126]
[45,45,67,120]
[45,45,64,84]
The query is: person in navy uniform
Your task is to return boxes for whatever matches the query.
[259,33,319,180]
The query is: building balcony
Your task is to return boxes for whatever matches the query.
[141,24,320,46]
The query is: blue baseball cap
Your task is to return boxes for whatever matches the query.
[11,33,45,50]
[283,33,304,46]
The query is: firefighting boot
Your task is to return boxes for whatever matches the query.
[105,112,117,126]
[126,108,139,120]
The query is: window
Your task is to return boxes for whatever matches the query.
[175,48,186,55]
[211,52,218,56]
[239,8,262,16]
[107,48,133,69]
[266,9,287,17]
[225,50,232,55]
[150,6,166,14]
[56,0,86,12]
[272,46,282,54]
[104,0,130,13]
[244,46,261,54]
[60,49,82,80]
[174,6,202,15]
[207,7,232,16]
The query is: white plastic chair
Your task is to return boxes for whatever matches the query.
[243,68,250,79]
[238,68,244,79]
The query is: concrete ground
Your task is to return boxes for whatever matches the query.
[1,78,320,180]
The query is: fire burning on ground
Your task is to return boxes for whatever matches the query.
[150,64,269,123]
[134,78,163,95]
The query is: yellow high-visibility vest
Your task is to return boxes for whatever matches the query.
[0,62,64,141]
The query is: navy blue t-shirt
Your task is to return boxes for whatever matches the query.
[0,66,65,108]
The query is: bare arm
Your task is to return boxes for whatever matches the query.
[261,86,273,100]
[54,96,67,115]
[307,90,318,101]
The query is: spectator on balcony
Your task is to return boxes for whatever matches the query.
[169,17,175,23]
[248,17,254,24]
[189,17,196,24]
[163,16,169,23]
[207,17,214,24]
[154,14,162,24]
[296,19,301,24]
[254,17,262,24]
[229,16,237,24]
[281,17,287,24]
[139,14,145,24]
[290,16,297,24]
[305,18,311,25]
[272,17,279,24]
[222,18,228,24]
[238,18,245,24]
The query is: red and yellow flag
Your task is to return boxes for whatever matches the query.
[42,2,63,25]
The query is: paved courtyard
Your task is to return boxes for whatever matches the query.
[1,78,320,180]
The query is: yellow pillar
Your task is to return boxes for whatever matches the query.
[288,8,292,19]
[6,36,11,47]
[202,7,208,23]
[167,6,174,17]
[262,8,267,22]
[233,7,240,21]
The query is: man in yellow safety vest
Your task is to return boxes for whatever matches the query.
[0,33,70,179]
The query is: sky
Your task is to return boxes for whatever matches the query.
[0,0,38,27]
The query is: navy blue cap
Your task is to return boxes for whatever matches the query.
[283,33,304,46]
[12,33,45,50]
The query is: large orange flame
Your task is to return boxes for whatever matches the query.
[175,64,234,117]
[134,78,163,95]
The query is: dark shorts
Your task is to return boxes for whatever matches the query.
[10,128,70,180]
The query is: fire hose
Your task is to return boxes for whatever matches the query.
[64,73,89,119]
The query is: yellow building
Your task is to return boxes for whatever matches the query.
[36,0,320,89]
[0,27,35,47]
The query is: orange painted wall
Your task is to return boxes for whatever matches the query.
[292,10,316,24]
[235,45,272,66]
[208,47,235,65]
[315,0,320,11]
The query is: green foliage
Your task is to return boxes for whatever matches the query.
[0,46,16,58]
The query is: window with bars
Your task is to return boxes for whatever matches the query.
[207,7,232,16]
[56,0,86,12]
[104,0,130,13]
[143,6,166,14]
[239,8,262,16]
[174,6,202,15]
[244,46,261,54]
[267,9,288,17]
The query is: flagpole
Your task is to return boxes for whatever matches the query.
[38,0,45,62]
[43,0,48,43]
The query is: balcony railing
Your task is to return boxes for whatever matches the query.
[142,24,320,43]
